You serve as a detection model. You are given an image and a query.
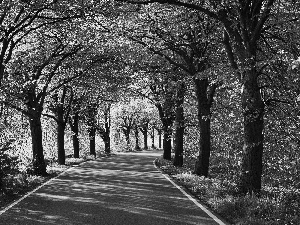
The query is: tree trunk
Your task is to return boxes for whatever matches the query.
[29,115,47,176]
[56,105,66,165]
[134,126,141,150]
[224,32,265,193]
[193,78,215,177]
[73,134,80,158]
[194,106,211,176]
[239,69,264,195]
[143,130,148,150]
[105,106,110,155]
[156,102,175,158]
[163,127,172,160]
[0,39,9,86]
[125,131,130,147]
[70,112,80,158]
[151,126,155,148]
[57,121,66,165]
[220,4,271,194]
[173,82,185,167]
[89,127,96,156]
[158,130,162,148]
[104,135,110,155]
[114,130,120,145]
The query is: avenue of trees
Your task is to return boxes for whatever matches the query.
[1,0,300,201]
[113,0,300,195]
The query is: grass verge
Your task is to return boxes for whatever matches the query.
[0,156,90,211]
[155,156,300,225]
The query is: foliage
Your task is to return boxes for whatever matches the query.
[0,140,20,193]
[156,157,300,225]
[0,0,300,223]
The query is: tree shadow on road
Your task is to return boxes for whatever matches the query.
[1,151,218,225]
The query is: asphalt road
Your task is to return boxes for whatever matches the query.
[0,150,225,225]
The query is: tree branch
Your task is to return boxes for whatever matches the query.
[115,0,218,19]
[251,0,275,44]
[42,113,59,122]
[1,101,30,116]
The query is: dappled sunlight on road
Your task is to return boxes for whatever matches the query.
[0,150,218,225]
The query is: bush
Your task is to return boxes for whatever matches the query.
[0,140,21,193]
[156,157,300,225]
[3,173,29,195]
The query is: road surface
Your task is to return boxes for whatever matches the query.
[0,150,226,225]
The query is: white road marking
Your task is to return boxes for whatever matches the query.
[1,155,227,225]
[153,160,228,225]
[0,167,72,216]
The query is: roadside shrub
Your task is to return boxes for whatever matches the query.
[157,156,300,225]
[2,173,28,195]
[0,140,21,193]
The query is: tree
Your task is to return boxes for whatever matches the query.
[115,0,300,194]
[118,5,222,174]
[48,86,73,165]
[173,81,185,167]
[149,122,155,148]
[155,125,163,149]
[96,102,112,155]
[120,112,135,148]
[120,51,177,158]
[1,30,82,175]
[83,102,98,156]
[139,117,150,150]
[78,55,133,154]
[150,71,177,160]
[133,122,141,150]
[69,97,82,158]
[0,0,81,87]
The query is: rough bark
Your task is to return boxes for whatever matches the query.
[97,127,111,155]
[0,39,9,86]
[57,121,65,165]
[114,130,121,145]
[223,26,265,194]
[193,78,217,177]
[51,87,73,165]
[104,136,110,155]
[139,119,149,150]
[151,126,155,148]
[158,130,162,148]
[156,104,174,160]
[56,104,66,165]
[121,115,134,150]
[22,83,47,176]
[29,115,47,176]
[163,127,172,160]
[70,112,80,158]
[89,127,96,156]
[141,129,148,149]
[194,106,211,176]
[239,68,264,195]
[173,82,185,167]
[134,126,141,150]
[104,107,111,155]
[219,0,275,194]
[123,128,131,147]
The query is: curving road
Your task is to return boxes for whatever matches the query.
[0,150,226,225]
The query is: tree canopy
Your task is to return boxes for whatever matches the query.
[1,3,300,222]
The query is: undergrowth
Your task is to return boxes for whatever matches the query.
[155,157,300,225]
[0,141,90,211]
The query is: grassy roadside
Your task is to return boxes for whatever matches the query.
[0,156,91,212]
[155,156,300,225]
